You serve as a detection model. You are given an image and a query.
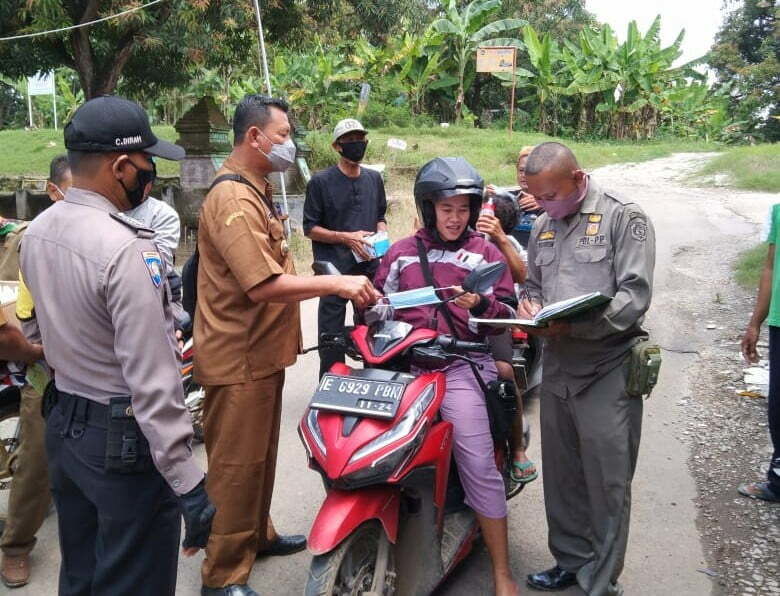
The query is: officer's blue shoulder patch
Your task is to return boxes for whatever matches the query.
[142,251,163,287]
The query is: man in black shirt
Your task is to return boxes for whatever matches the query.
[303,119,388,376]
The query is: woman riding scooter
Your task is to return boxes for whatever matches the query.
[372,157,520,596]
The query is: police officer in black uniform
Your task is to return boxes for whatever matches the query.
[20,96,214,596]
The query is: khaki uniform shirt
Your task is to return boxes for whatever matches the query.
[20,188,202,495]
[194,157,301,386]
[526,179,656,397]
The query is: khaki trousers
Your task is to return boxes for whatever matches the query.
[201,372,284,588]
[1,385,51,556]
[540,361,642,596]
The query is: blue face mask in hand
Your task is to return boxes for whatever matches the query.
[386,286,441,309]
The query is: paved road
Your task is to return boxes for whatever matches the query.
[10,153,778,595]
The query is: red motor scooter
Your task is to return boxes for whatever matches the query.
[298,262,522,596]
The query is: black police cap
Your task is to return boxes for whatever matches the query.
[64,95,185,161]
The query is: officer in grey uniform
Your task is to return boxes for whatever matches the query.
[19,96,215,596]
[519,143,655,596]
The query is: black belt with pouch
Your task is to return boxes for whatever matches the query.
[105,396,152,474]
[626,340,662,399]
[44,389,152,474]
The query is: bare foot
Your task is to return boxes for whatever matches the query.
[495,574,520,596]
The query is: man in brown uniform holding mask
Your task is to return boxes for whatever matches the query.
[195,94,379,596]
[518,143,655,596]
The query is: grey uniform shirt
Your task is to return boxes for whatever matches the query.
[19,187,202,495]
[525,179,656,397]
[126,196,180,270]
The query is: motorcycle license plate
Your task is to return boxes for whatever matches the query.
[310,375,406,419]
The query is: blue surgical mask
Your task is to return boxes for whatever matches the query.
[258,131,297,172]
[386,286,441,309]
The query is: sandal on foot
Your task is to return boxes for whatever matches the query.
[510,460,538,484]
[737,481,780,502]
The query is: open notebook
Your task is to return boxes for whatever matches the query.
[471,292,612,328]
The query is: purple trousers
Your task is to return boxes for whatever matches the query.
[439,356,507,519]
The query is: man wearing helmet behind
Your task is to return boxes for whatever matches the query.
[372,157,520,595]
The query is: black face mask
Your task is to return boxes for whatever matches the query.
[119,160,156,208]
[339,140,368,163]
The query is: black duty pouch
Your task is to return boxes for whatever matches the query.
[484,380,518,443]
[41,381,58,419]
[105,396,152,474]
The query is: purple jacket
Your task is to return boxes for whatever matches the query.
[373,228,516,340]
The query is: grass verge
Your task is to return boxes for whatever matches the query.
[307,126,718,188]
[696,144,780,193]
[1,125,718,183]
[0,126,180,177]
[734,243,768,289]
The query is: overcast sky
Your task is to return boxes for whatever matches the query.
[585,0,729,65]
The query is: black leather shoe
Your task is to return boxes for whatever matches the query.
[257,534,307,557]
[527,566,578,591]
[201,585,259,596]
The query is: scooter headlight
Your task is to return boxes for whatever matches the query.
[349,383,435,464]
[306,408,326,455]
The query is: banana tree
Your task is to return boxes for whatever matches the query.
[273,48,362,129]
[430,0,525,121]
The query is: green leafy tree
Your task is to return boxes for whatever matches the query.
[430,0,525,121]
[501,0,594,39]
[709,0,779,141]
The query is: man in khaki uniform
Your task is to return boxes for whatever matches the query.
[195,94,379,596]
[20,96,214,595]
[0,154,70,588]
[519,143,655,596]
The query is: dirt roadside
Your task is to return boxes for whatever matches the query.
[594,154,780,596]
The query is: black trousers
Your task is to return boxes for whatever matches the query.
[768,326,780,493]
[46,397,181,596]
[318,259,378,378]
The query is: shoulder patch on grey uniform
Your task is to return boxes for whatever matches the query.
[630,219,648,242]
[142,251,164,287]
[110,212,155,238]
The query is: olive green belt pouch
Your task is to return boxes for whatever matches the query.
[626,341,662,399]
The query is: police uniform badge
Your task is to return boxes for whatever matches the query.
[142,251,163,287]
[628,212,648,242]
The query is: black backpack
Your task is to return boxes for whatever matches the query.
[181,174,273,321]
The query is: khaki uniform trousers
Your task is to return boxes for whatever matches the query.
[201,371,284,588]
[540,360,642,596]
[1,385,51,556]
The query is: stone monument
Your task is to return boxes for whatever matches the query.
[174,96,232,227]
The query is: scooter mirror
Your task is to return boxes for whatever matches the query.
[312,261,341,276]
[462,261,506,294]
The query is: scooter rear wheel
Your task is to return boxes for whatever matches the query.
[305,521,396,596]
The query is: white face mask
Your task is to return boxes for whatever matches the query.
[258,130,296,172]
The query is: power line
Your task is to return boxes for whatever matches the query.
[0,0,166,42]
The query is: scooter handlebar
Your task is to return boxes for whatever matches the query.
[436,335,490,354]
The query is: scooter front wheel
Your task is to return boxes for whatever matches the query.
[305,521,396,596]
